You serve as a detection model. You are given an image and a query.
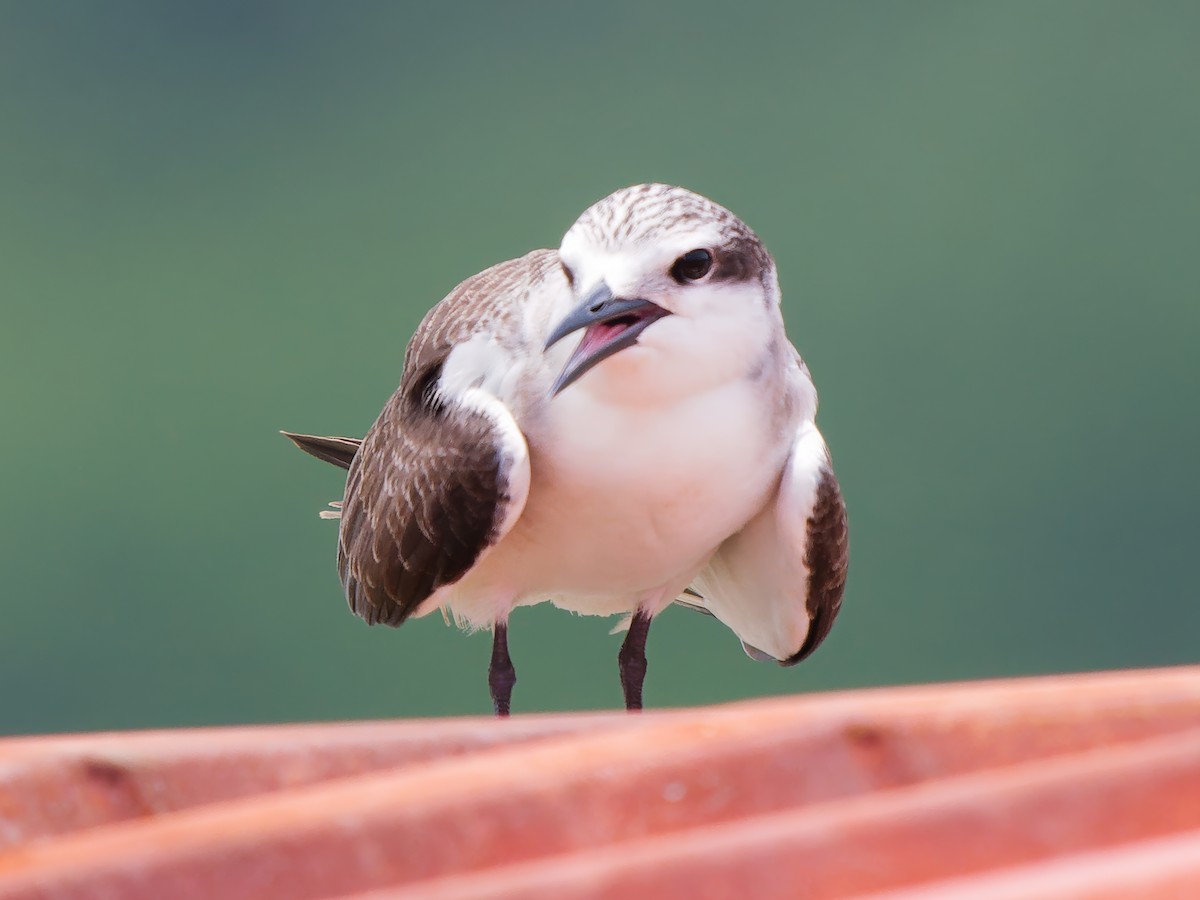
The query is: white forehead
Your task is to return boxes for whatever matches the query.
[561,183,747,262]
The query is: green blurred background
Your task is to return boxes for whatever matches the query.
[2,2,1197,735]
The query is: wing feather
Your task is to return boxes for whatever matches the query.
[281,432,362,469]
[691,420,848,664]
[337,384,529,627]
[333,252,554,627]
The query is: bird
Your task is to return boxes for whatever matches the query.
[284,183,848,716]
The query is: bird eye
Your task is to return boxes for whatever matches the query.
[670,249,713,283]
[560,261,575,287]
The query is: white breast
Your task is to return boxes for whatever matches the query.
[443,370,794,622]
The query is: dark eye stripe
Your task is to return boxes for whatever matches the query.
[670,249,713,283]
[710,237,772,284]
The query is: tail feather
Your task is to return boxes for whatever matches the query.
[281,431,362,470]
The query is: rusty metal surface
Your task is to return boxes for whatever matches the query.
[858,828,1200,900]
[0,714,629,849]
[0,666,1197,899]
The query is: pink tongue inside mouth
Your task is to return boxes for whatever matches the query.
[575,320,632,359]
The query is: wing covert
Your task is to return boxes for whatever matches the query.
[336,367,530,628]
[330,250,557,627]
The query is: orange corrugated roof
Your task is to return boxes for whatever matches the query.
[1,666,1198,898]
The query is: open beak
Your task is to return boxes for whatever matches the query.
[543,283,670,396]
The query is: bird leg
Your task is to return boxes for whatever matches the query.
[489,622,517,717]
[618,610,653,711]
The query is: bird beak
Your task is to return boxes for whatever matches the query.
[543,282,670,396]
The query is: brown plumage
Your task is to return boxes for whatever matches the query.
[784,467,849,666]
[336,251,558,627]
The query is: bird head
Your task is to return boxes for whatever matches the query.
[545,184,782,402]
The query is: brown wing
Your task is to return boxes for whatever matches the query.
[683,469,848,666]
[781,466,848,666]
[337,388,521,626]
[689,422,847,665]
[335,251,555,627]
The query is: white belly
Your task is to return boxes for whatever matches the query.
[443,376,792,623]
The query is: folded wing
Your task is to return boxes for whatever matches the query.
[691,420,848,664]
[337,377,530,627]
[334,253,557,628]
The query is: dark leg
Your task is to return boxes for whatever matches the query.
[489,622,517,717]
[618,610,653,711]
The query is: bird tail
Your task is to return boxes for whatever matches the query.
[281,432,360,520]
[280,431,362,470]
